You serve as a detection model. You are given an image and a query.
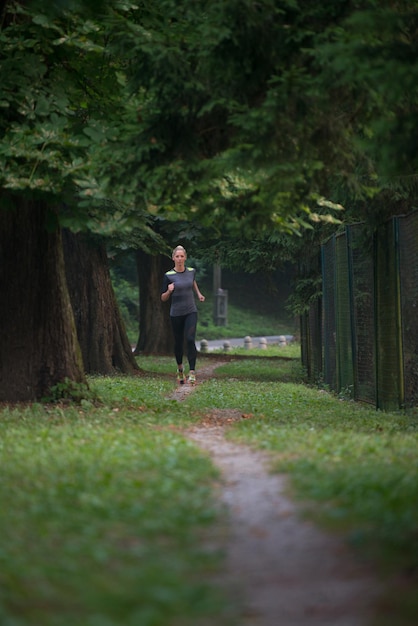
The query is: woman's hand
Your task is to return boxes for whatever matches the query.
[193,280,205,302]
[161,283,174,302]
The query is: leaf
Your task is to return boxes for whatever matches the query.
[34,95,50,116]
[32,14,52,27]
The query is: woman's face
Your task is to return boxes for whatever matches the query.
[173,248,186,265]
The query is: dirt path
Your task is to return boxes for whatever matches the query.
[170,361,381,626]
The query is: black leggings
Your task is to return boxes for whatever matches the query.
[170,312,197,370]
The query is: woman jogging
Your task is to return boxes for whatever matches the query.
[161,245,205,384]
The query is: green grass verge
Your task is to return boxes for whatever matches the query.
[0,397,227,626]
[196,294,295,340]
[207,342,301,359]
[2,356,418,625]
[182,360,418,625]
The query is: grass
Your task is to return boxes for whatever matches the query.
[181,359,418,626]
[1,354,418,624]
[0,399,227,626]
[196,289,296,341]
[207,342,301,359]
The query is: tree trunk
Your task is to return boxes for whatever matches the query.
[0,199,85,402]
[63,230,141,375]
[134,251,173,355]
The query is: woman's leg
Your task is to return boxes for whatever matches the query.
[184,312,198,371]
[170,315,185,367]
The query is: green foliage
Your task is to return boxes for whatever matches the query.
[110,264,139,341]
[0,0,153,238]
[42,377,97,404]
[286,275,322,316]
[0,3,106,200]
[314,3,418,178]
[92,0,353,234]
[2,0,417,238]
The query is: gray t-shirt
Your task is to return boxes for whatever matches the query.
[162,267,197,316]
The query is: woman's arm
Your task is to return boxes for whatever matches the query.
[161,282,175,302]
[193,280,205,302]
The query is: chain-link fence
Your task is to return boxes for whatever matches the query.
[398,212,418,407]
[300,299,322,382]
[347,224,376,405]
[304,211,418,409]
[321,235,337,390]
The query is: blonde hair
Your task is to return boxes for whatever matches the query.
[172,245,187,259]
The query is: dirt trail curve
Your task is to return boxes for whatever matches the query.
[168,361,381,626]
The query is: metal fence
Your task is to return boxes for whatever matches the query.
[301,211,418,410]
[399,213,418,407]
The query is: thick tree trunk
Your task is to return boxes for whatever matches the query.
[63,230,141,375]
[134,251,173,355]
[0,199,85,402]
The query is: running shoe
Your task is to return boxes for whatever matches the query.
[177,369,185,385]
[188,371,196,385]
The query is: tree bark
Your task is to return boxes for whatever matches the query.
[134,251,173,355]
[0,199,85,402]
[63,230,141,375]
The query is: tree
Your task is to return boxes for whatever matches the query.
[99,0,418,236]
[95,0,356,236]
[63,230,140,374]
[134,250,173,355]
[0,198,85,401]
[2,0,417,400]
[0,1,140,400]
